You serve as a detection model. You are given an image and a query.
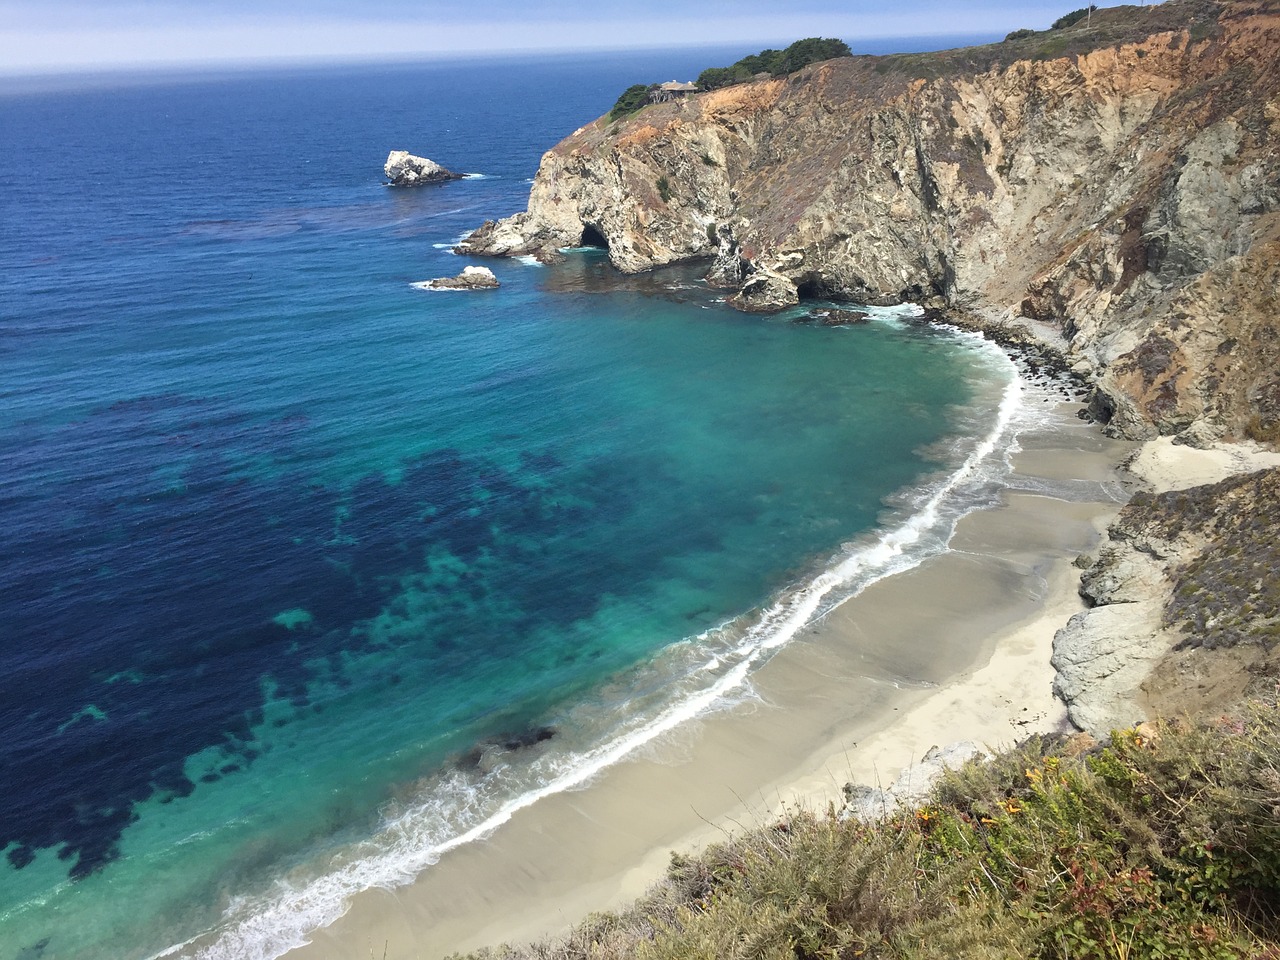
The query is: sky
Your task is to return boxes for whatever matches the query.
[0,1,1119,75]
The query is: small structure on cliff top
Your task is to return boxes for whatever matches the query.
[650,81,698,103]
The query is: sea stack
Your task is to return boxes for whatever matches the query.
[384,150,463,186]
[418,265,500,290]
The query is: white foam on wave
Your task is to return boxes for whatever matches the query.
[431,230,474,250]
[163,329,1067,960]
[462,173,489,180]
[514,255,545,267]
[865,302,926,321]
[409,281,471,292]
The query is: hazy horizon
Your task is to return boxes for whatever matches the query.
[1,0,1126,77]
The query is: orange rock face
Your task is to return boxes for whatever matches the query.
[463,0,1280,443]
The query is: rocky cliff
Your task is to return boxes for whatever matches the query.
[1056,462,1280,731]
[460,0,1280,445]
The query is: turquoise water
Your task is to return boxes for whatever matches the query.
[1,50,1016,960]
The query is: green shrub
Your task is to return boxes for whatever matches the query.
[608,38,851,124]
[657,176,671,203]
[1052,5,1096,30]
[696,37,852,91]
[609,84,654,122]
[1005,28,1037,41]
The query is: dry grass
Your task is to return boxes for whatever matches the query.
[451,705,1280,960]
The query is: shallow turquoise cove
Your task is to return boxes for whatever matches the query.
[0,51,1011,960]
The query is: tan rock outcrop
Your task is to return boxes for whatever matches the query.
[1059,463,1280,734]
[460,0,1280,444]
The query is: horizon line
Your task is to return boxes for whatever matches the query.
[0,28,1010,81]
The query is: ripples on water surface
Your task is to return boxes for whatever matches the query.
[2,45,1017,960]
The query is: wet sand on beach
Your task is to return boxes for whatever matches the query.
[288,405,1133,960]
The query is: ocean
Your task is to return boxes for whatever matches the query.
[0,41,1036,960]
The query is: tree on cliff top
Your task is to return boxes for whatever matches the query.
[608,83,656,122]
[696,37,852,91]
[1052,4,1098,29]
[608,38,851,123]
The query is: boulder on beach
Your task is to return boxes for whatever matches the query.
[384,150,463,186]
[418,266,500,290]
[841,742,991,822]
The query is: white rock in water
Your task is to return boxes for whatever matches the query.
[384,150,461,186]
[419,265,500,290]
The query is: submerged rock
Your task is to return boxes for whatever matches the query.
[457,726,558,773]
[419,266,500,290]
[384,150,463,186]
[792,307,870,327]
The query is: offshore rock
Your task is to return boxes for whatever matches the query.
[419,266,499,290]
[728,268,798,313]
[794,307,871,326]
[461,0,1280,443]
[455,215,565,263]
[384,150,463,186]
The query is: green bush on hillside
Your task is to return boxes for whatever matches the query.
[1052,5,1097,29]
[607,38,851,123]
[609,83,656,122]
[697,37,852,91]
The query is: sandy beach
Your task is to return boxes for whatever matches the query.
[287,399,1134,960]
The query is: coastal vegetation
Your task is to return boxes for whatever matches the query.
[1051,5,1098,29]
[694,38,853,91]
[607,38,852,121]
[456,706,1280,960]
[1117,470,1280,651]
[609,84,654,122]
[874,1,1222,78]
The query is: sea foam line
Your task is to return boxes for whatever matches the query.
[167,331,1027,960]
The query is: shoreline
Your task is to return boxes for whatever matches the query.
[283,393,1135,960]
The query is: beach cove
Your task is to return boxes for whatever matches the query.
[9,6,1280,955]
[1,52,1052,960]
[282,386,1135,960]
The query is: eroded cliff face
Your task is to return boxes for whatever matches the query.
[460,0,1280,444]
[1057,465,1280,732]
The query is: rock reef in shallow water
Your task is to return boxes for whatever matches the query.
[459,0,1280,446]
[385,150,463,186]
[417,266,499,290]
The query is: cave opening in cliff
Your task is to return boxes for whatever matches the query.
[579,224,609,250]
[794,274,827,299]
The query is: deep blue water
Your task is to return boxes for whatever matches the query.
[2,45,1014,960]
